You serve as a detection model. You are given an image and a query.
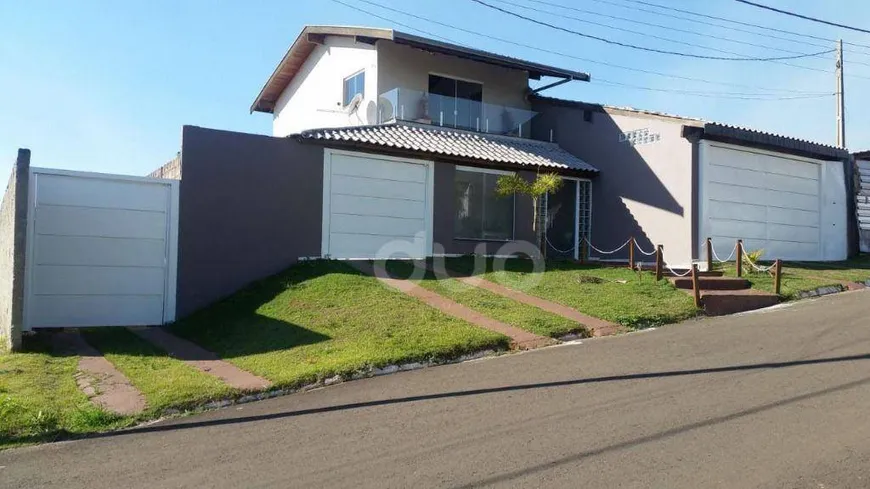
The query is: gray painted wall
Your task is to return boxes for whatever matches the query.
[176,126,323,318]
[432,162,537,256]
[377,41,530,111]
[532,101,696,265]
[0,149,29,352]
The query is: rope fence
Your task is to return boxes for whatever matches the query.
[710,242,737,263]
[545,235,577,254]
[743,251,776,273]
[545,235,783,295]
[584,237,632,255]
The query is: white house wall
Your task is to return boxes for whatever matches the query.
[272,36,378,136]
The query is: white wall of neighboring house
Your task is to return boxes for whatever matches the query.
[272,36,378,137]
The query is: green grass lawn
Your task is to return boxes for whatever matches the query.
[382,260,589,338]
[447,258,698,329]
[782,255,870,285]
[81,328,236,413]
[171,260,509,389]
[0,336,127,448]
[715,255,870,299]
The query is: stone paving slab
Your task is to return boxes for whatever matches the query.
[49,331,146,415]
[353,261,555,350]
[453,275,623,337]
[130,327,272,391]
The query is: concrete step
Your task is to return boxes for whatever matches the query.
[670,276,751,290]
[700,290,780,316]
[663,270,724,278]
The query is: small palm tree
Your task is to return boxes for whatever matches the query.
[496,172,563,257]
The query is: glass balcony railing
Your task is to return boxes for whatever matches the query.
[377,87,537,138]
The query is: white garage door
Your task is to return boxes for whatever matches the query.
[322,150,433,259]
[702,142,848,261]
[703,143,824,261]
[25,169,178,329]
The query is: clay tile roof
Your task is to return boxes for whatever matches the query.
[298,122,599,173]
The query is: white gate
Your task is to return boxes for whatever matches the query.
[24,168,179,329]
[858,159,870,253]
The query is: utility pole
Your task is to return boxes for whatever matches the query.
[836,39,846,148]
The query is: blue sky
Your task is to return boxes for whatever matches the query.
[1,0,868,177]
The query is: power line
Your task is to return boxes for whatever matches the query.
[734,0,870,35]
[499,0,870,69]
[587,0,870,54]
[328,0,454,43]
[519,0,809,57]
[470,0,835,62]
[596,79,834,100]
[349,0,833,96]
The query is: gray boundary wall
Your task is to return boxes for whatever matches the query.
[175,126,324,318]
[0,149,30,352]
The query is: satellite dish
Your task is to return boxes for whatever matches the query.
[365,100,379,125]
[377,96,394,124]
[345,93,363,114]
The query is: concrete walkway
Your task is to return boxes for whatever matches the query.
[453,275,623,337]
[49,331,146,416]
[130,327,271,391]
[353,261,555,350]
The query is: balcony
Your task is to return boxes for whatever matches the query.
[377,87,537,138]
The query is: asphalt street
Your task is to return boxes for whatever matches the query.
[3,290,870,488]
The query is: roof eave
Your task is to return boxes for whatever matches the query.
[391,31,590,82]
[250,26,396,114]
[683,125,850,161]
[251,26,590,114]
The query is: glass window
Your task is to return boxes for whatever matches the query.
[428,75,483,131]
[454,168,514,240]
[343,71,365,106]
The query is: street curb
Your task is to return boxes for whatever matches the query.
[795,284,846,300]
[155,347,507,417]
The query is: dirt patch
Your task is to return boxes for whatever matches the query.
[50,331,146,415]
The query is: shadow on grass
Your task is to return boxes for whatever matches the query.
[167,261,358,358]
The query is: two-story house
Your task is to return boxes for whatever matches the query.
[247,26,598,262]
[154,25,854,318]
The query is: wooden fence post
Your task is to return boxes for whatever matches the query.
[736,239,744,278]
[691,264,702,309]
[706,237,713,272]
[628,237,635,270]
[655,245,663,281]
[774,259,783,296]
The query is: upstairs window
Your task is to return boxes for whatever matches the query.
[343,71,365,106]
[428,74,483,131]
